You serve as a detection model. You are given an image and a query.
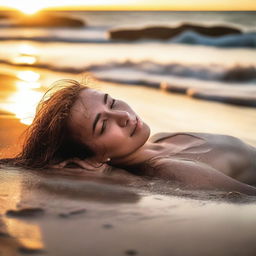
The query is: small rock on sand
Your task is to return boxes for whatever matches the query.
[58,208,86,218]
[102,223,113,229]
[18,246,46,254]
[6,208,45,218]
[125,249,138,255]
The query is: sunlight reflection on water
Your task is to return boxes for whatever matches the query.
[1,69,43,125]
[0,171,44,252]
[13,55,37,65]
[17,70,40,83]
[7,89,43,125]
[0,43,43,124]
[12,43,38,65]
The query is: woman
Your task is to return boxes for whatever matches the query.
[2,79,256,195]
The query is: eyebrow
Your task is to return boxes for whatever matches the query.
[92,93,108,134]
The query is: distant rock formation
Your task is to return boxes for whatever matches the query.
[11,13,85,27]
[109,24,242,41]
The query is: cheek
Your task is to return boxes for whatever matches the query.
[106,129,127,146]
[104,131,136,155]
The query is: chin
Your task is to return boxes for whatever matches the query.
[143,122,151,138]
[139,122,150,145]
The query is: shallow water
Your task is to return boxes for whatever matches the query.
[1,167,256,256]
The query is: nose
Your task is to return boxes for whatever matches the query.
[107,110,131,127]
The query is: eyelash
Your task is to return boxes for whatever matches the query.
[100,99,116,134]
[110,99,116,109]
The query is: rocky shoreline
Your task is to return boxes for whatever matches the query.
[109,24,242,41]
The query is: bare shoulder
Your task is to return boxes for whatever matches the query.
[149,132,183,143]
[194,132,256,151]
[150,131,255,149]
[149,131,225,143]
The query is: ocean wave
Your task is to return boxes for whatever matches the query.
[0,31,255,48]
[170,31,256,48]
[1,58,256,107]
[86,61,256,83]
[1,59,256,84]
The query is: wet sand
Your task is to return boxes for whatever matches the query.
[1,167,256,256]
[0,116,26,158]
[1,68,256,256]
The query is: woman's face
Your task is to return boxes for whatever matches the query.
[68,88,150,161]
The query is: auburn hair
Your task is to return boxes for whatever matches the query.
[0,79,95,169]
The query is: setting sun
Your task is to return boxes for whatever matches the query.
[17,6,40,15]
[1,0,47,14]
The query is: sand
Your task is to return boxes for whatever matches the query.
[1,166,256,256]
[1,71,256,256]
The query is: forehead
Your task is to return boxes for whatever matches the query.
[68,88,104,138]
[74,88,104,117]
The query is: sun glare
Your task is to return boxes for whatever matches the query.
[8,90,43,125]
[18,6,40,15]
[12,44,38,65]
[4,1,46,15]
[17,71,40,82]
[0,69,43,125]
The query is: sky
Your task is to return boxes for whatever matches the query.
[0,0,255,13]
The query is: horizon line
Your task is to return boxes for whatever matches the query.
[1,6,256,12]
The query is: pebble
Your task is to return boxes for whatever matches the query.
[102,224,113,229]
[125,249,138,255]
[18,246,45,254]
[59,208,86,218]
[6,208,45,218]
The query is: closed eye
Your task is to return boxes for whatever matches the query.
[101,120,107,134]
[110,99,116,109]
[100,99,115,135]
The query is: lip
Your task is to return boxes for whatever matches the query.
[130,117,138,137]
[130,116,142,137]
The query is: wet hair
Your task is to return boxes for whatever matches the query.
[0,79,95,169]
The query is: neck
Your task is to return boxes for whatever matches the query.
[110,141,163,167]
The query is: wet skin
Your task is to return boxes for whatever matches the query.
[67,88,256,195]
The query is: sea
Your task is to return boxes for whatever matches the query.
[0,11,256,122]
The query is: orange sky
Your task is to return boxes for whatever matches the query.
[0,0,255,12]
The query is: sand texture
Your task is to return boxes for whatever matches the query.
[1,167,256,256]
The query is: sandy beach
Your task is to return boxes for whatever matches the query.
[1,68,256,256]
[1,167,256,256]
[1,10,256,256]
